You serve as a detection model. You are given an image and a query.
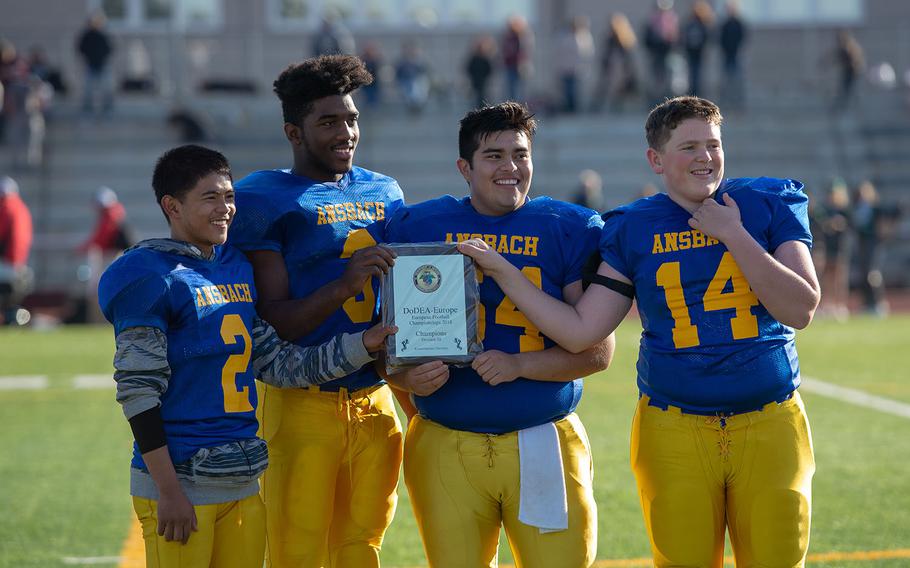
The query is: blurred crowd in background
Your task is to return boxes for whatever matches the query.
[0,1,907,326]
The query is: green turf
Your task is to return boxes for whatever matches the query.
[0,317,908,567]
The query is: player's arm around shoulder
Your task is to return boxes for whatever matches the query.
[472,280,616,386]
[689,191,820,328]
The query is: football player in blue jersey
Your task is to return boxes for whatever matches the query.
[385,102,614,567]
[98,144,395,568]
[460,96,821,567]
[226,55,445,567]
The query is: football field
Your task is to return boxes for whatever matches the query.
[0,316,908,567]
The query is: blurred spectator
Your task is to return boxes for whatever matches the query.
[501,15,534,103]
[465,36,497,109]
[4,59,53,169]
[395,41,431,114]
[639,182,659,198]
[852,181,900,316]
[121,39,155,93]
[555,16,595,114]
[360,42,386,107]
[719,1,748,109]
[0,176,33,324]
[0,39,19,141]
[76,12,114,115]
[828,30,865,110]
[80,186,135,323]
[79,186,135,255]
[682,0,714,97]
[571,169,604,212]
[167,108,208,142]
[27,46,67,96]
[643,0,679,104]
[590,13,639,113]
[819,179,852,320]
[312,12,355,56]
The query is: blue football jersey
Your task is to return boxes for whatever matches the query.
[600,177,813,413]
[386,195,604,434]
[227,167,405,391]
[99,244,261,469]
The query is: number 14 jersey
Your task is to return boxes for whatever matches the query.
[600,177,813,413]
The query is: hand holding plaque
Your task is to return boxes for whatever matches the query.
[381,242,483,374]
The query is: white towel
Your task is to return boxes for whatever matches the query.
[517,422,568,533]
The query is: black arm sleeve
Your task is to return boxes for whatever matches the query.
[127,405,167,454]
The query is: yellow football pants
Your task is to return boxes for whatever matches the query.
[258,383,403,568]
[631,391,815,568]
[404,414,597,568]
[133,493,265,568]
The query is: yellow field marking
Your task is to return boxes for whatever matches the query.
[117,516,144,568]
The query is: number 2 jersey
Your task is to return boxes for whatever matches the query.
[386,195,604,434]
[600,177,813,413]
[227,167,405,391]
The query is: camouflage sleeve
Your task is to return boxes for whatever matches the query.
[250,316,374,388]
[113,326,170,419]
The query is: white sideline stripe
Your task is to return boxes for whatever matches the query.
[801,376,910,419]
[62,557,122,565]
[74,374,114,389]
[0,375,48,390]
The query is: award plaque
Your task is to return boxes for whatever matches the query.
[381,242,483,374]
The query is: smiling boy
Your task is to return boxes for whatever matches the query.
[98,145,393,567]
[460,96,821,567]
[385,102,613,567]
[225,55,448,567]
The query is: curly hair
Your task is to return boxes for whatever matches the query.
[273,55,373,125]
[645,96,723,151]
[458,102,538,164]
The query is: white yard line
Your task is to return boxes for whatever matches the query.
[62,557,122,565]
[801,376,910,419]
[0,375,48,390]
[73,374,114,389]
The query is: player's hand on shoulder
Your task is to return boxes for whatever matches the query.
[341,244,397,297]
[472,350,522,386]
[363,324,397,353]
[457,238,509,275]
[156,488,197,544]
[688,193,743,243]
[387,360,449,396]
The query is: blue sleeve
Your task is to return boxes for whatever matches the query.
[228,192,282,253]
[599,210,631,278]
[769,180,813,251]
[384,205,411,244]
[564,211,605,285]
[99,269,171,335]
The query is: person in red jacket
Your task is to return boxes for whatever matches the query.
[79,186,135,254]
[0,176,33,323]
[80,186,135,322]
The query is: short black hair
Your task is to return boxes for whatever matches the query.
[273,55,373,125]
[458,102,537,165]
[152,144,232,221]
[645,96,723,151]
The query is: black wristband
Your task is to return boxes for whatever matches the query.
[127,406,167,454]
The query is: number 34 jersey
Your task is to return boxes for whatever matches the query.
[227,167,405,391]
[98,242,262,469]
[386,195,603,434]
[600,177,813,413]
